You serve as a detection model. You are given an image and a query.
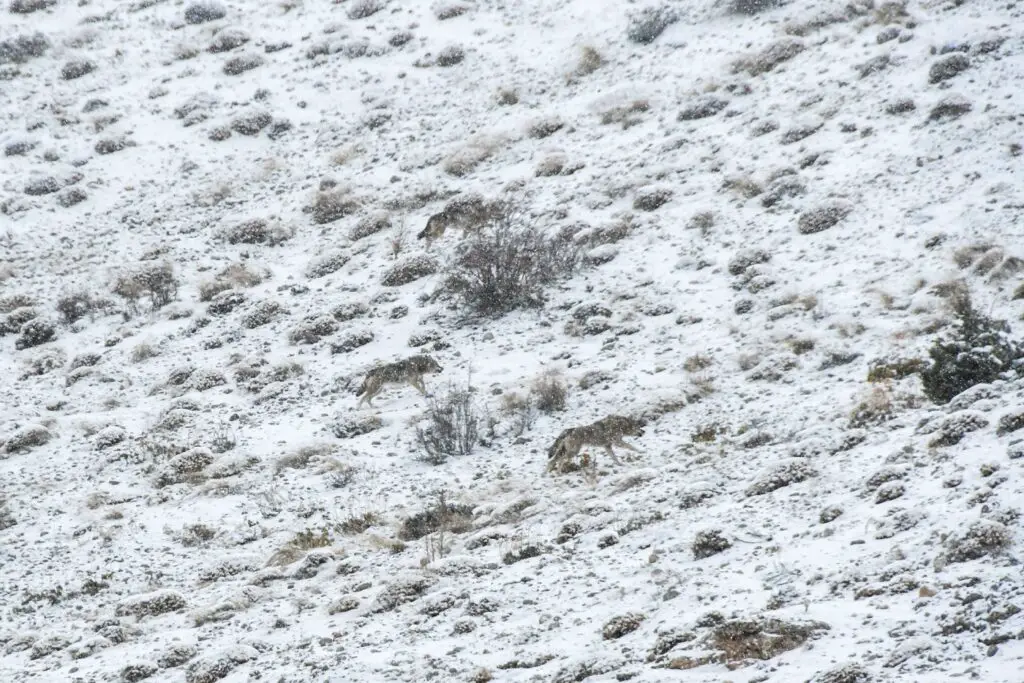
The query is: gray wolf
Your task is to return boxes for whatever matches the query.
[547,415,645,473]
[356,355,443,408]
[416,195,499,248]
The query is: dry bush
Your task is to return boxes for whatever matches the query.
[416,384,482,465]
[266,528,332,567]
[683,354,713,372]
[598,99,650,128]
[131,343,158,363]
[732,38,805,76]
[849,384,894,428]
[274,443,335,475]
[311,189,360,225]
[399,492,474,541]
[442,135,504,177]
[439,203,580,318]
[339,511,380,535]
[710,618,829,662]
[570,45,604,80]
[500,392,538,436]
[496,88,519,105]
[531,370,567,413]
[112,262,178,312]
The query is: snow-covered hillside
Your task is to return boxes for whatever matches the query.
[2,0,1024,681]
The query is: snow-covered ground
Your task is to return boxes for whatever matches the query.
[2,0,1024,681]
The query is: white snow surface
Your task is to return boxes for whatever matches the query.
[2,0,1024,681]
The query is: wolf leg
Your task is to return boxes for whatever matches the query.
[604,445,624,465]
[409,377,428,395]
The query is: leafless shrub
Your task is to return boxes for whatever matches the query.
[500,392,538,437]
[112,262,178,312]
[416,384,482,465]
[439,203,580,318]
[531,370,567,413]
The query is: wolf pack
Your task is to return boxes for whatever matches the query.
[354,353,645,475]
[352,193,645,475]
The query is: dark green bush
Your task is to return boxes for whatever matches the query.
[920,289,1024,404]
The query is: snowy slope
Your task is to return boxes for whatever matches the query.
[2,0,1024,681]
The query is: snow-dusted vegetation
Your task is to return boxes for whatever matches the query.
[2,0,1024,681]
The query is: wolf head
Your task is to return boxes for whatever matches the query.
[609,415,645,437]
[411,355,443,374]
